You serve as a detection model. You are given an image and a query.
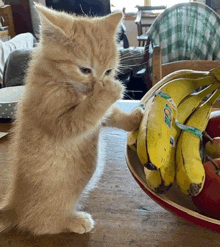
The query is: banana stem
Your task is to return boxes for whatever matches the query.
[206,156,220,176]
[195,83,220,99]
[202,131,213,143]
[207,88,220,106]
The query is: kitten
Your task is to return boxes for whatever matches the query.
[0,4,143,235]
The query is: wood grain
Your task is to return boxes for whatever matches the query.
[0,101,220,246]
[152,46,220,86]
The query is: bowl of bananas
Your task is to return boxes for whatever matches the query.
[126,68,220,232]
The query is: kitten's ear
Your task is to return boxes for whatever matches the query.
[103,12,123,33]
[35,3,66,40]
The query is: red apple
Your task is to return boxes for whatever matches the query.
[192,158,220,220]
[204,111,220,144]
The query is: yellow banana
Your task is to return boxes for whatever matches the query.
[128,69,210,152]
[176,88,220,196]
[146,75,218,171]
[136,96,154,165]
[177,83,220,123]
[144,83,220,193]
[127,69,202,153]
[139,69,210,106]
[127,129,139,152]
[127,68,220,194]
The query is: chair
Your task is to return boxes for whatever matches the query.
[0,5,15,39]
[152,46,220,85]
[135,5,166,47]
[151,46,220,109]
[4,0,40,39]
[143,2,220,88]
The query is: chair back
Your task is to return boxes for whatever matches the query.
[152,46,220,85]
[0,5,15,38]
[144,2,220,86]
[4,0,40,39]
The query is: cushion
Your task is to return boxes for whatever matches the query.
[0,33,35,87]
[0,85,24,119]
[3,49,32,88]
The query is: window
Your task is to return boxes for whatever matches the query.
[111,0,191,13]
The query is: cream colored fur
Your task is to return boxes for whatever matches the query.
[0,4,143,235]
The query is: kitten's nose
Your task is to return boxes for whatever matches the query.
[92,78,104,85]
[91,78,97,85]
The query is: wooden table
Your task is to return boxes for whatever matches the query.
[0,100,220,246]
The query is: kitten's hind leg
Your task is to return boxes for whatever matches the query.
[0,212,13,233]
[67,211,94,234]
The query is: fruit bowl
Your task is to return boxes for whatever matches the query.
[125,70,220,232]
[126,145,220,233]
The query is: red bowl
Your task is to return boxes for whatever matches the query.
[125,70,220,232]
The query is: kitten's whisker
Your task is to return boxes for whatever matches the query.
[79,4,86,16]
[119,54,145,60]
[119,62,146,67]
[118,45,150,59]
[118,62,148,69]
[119,52,145,57]
[119,57,146,64]
[119,59,144,64]
[122,90,137,100]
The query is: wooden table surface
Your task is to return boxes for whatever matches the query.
[0,100,220,247]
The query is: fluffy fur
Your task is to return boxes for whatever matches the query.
[0,4,143,235]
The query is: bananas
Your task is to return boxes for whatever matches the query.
[146,83,220,193]
[177,84,220,123]
[176,88,220,196]
[147,76,217,170]
[136,97,154,165]
[131,69,206,165]
[127,129,139,152]
[145,77,218,192]
[127,69,209,155]
[127,68,220,194]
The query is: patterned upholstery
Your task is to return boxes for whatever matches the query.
[144,2,220,81]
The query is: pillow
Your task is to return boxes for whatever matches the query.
[0,33,35,87]
[3,49,33,88]
[0,85,24,119]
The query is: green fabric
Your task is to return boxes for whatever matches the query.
[145,2,220,79]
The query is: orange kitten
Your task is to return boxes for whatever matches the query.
[0,4,142,235]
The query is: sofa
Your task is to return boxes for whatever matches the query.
[2,1,148,98]
[0,32,148,121]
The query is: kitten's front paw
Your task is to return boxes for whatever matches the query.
[69,211,94,234]
[104,80,125,102]
[93,80,124,102]
[127,107,143,131]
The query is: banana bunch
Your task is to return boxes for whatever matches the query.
[127,68,220,194]
[176,88,220,196]
[127,69,210,152]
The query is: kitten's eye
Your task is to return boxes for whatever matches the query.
[80,67,92,74]
[105,69,112,76]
